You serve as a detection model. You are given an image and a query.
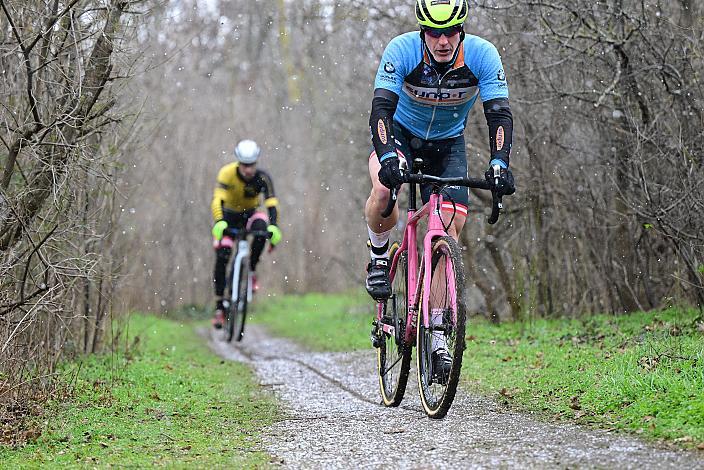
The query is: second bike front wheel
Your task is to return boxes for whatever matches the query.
[416,236,467,419]
[232,257,249,342]
[225,264,236,342]
[377,245,412,407]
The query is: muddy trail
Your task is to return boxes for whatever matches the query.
[205,325,704,469]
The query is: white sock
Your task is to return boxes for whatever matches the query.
[368,226,391,260]
[431,308,448,352]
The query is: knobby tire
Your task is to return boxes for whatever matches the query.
[233,256,249,342]
[225,262,237,342]
[416,236,467,419]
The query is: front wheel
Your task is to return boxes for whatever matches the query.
[416,236,467,419]
[232,256,249,342]
[377,247,412,406]
[224,261,237,342]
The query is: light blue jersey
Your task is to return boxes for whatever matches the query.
[374,32,508,140]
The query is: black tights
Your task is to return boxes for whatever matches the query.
[213,218,268,297]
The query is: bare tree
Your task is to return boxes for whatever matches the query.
[0,0,144,424]
[104,0,703,320]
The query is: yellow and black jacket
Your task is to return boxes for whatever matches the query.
[211,162,278,225]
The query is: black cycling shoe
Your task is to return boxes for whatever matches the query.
[366,258,391,300]
[431,348,453,385]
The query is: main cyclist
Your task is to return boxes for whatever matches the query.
[211,139,282,329]
[365,0,516,376]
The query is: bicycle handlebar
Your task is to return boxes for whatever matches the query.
[224,227,273,239]
[380,172,503,224]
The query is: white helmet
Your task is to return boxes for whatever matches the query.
[234,139,260,164]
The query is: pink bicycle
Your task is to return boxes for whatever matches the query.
[372,161,503,418]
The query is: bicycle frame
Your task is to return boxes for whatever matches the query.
[378,189,456,346]
[228,237,252,306]
[226,227,273,306]
[228,235,252,305]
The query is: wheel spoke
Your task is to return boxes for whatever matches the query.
[377,249,412,407]
[381,351,405,376]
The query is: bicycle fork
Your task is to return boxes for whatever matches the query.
[230,239,251,306]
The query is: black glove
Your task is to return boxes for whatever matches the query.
[485,162,516,196]
[378,154,404,189]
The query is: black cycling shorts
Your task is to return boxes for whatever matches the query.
[371,123,469,211]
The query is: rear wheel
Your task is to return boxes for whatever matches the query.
[416,236,466,418]
[232,256,249,342]
[377,246,412,406]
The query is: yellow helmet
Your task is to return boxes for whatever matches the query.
[415,0,469,28]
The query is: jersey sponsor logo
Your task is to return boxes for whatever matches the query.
[497,69,506,81]
[378,75,397,85]
[420,64,436,85]
[384,61,396,74]
[403,83,477,105]
[496,126,505,151]
[378,119,388,145]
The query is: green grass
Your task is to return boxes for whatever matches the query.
[0,314,278,468]
[462,308,704,447]
[251,291,372,351]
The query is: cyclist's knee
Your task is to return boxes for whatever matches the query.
[448,217,466,240]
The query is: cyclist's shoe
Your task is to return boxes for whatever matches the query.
[366,258,391,300]
[251,273,259,293]
[212,309,225,330]
[431,348,453,385]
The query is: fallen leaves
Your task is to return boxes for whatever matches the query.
[696,322,704,334]
[638,355,660,371]
[499,387,522,399]
[569,396,581,411]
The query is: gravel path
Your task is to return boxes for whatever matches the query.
[206,325,704,469]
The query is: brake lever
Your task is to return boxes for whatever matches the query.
[492,164,504,213]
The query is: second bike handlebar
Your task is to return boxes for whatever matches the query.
[224,227,273,239]
[381,173,503,224]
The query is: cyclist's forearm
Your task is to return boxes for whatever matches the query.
[370,88,399,161]
[483,98,513,168]
[211,192,226,221]
[267,206,278,226]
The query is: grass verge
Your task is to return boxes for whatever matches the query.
[463,308,704,448]
[0,314,277,467]
[251,291,372,351]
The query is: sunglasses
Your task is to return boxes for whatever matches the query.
[423,25,463,38]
